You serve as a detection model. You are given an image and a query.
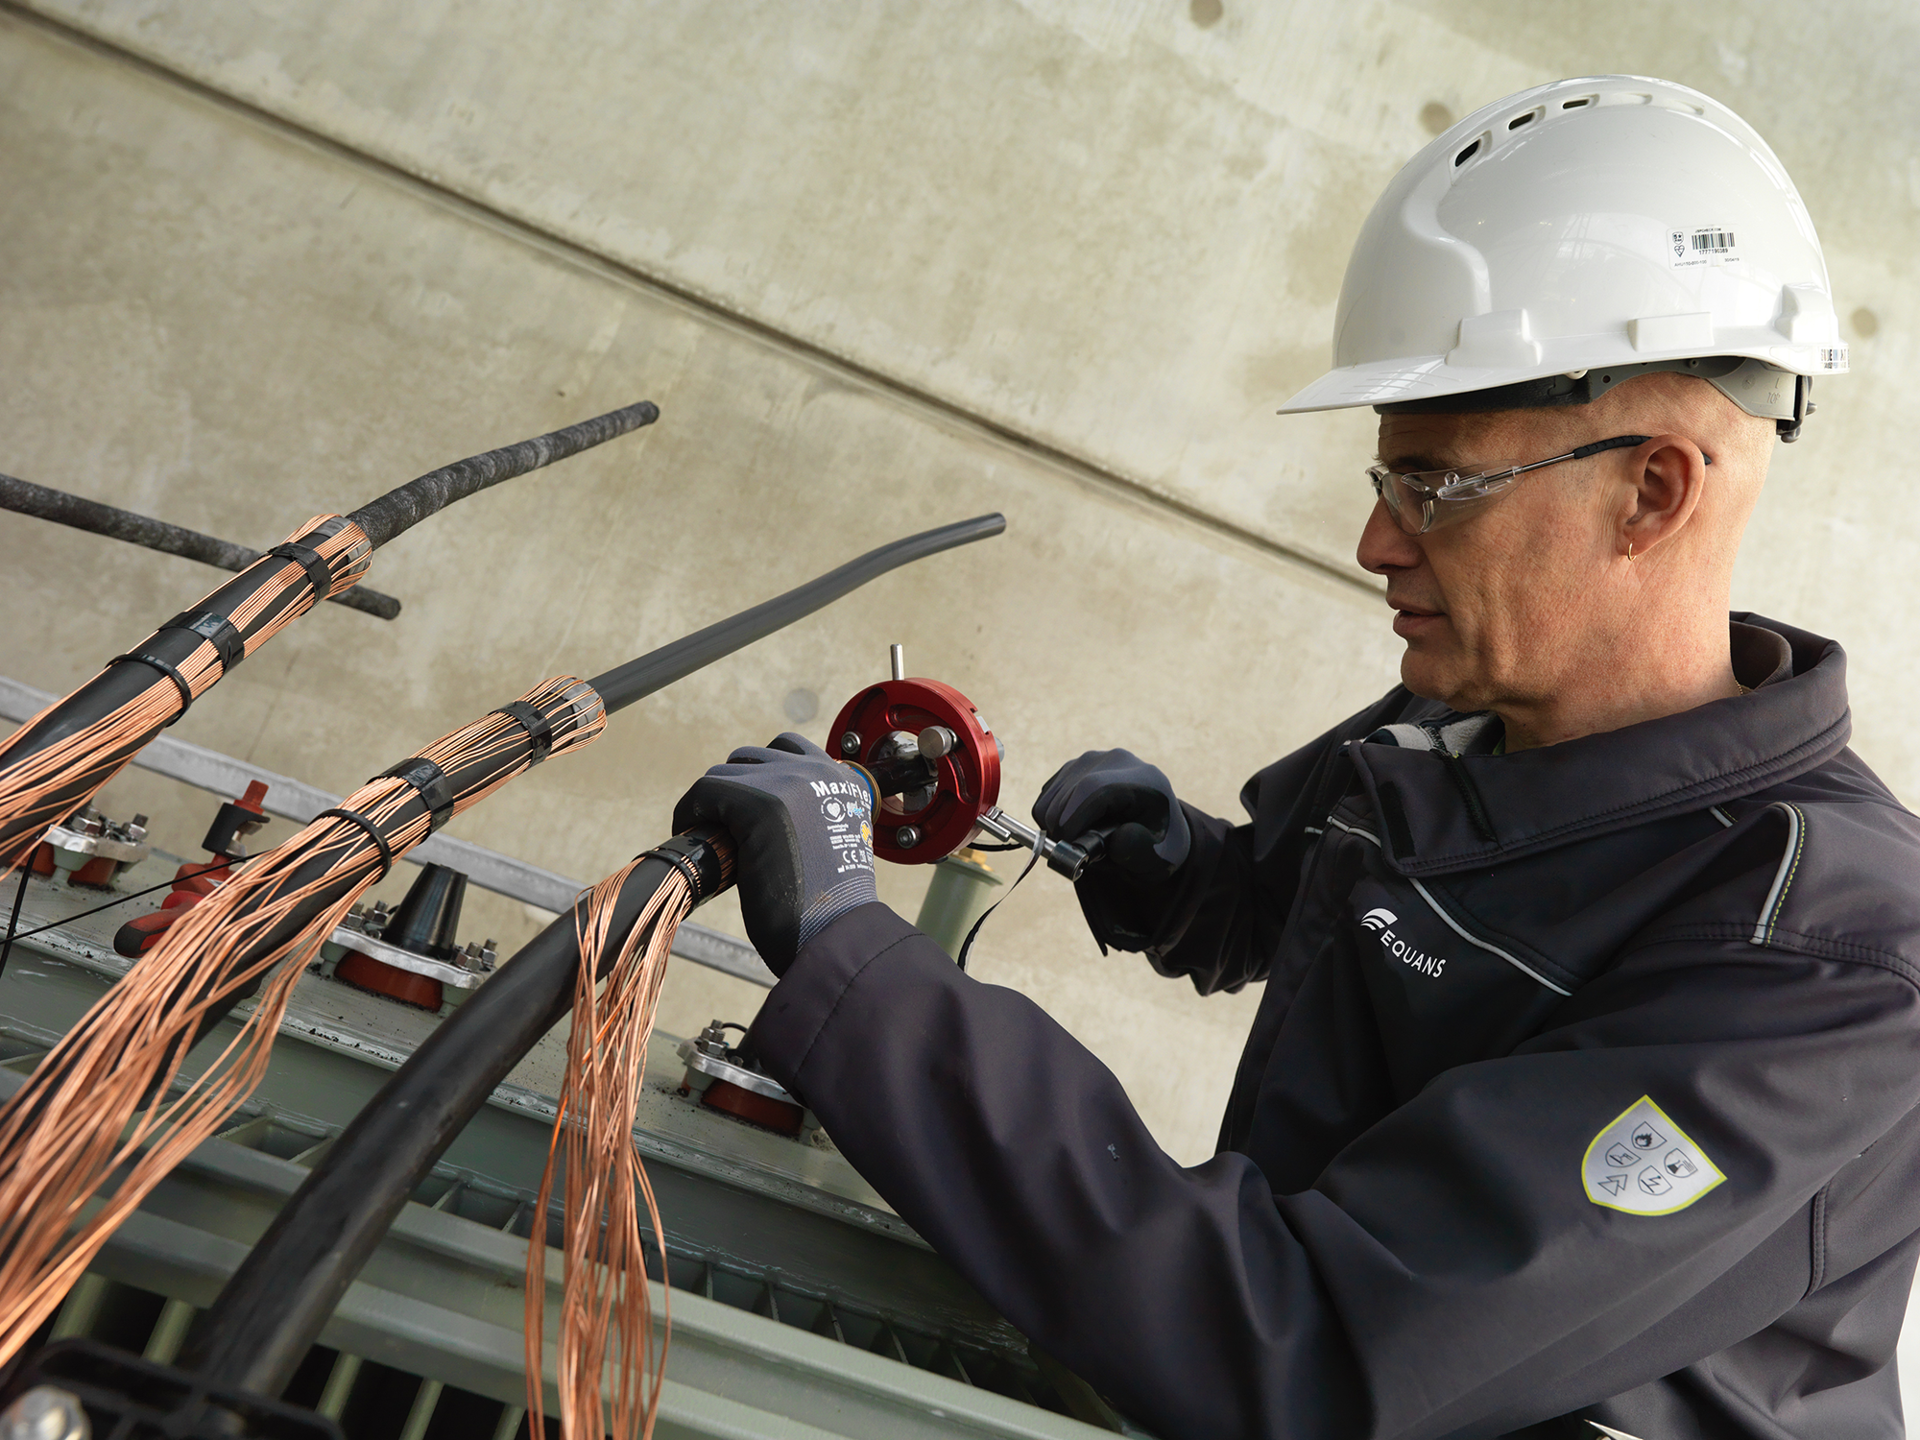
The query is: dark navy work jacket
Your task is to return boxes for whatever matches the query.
[751,616,1920,1439]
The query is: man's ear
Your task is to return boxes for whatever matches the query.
[1619,434,1710,559]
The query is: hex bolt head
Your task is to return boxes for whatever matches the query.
[838,731,862,757]
[896,825,922,850]
[0,1386,90,1440]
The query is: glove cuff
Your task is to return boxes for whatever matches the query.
[798,873,883,951]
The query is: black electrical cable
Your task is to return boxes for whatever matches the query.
[588,513,1007,713]
[0,400,660,873]
[0,474,403,621]
[177,854,684,1397]
[345,401,659,550]
[181,513,1008,1399]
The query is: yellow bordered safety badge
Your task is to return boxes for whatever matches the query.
[1581,1096,1724,1215]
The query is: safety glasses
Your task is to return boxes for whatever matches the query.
[1367,434,1651,535]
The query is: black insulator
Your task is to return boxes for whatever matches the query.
[200,782,271,860]
[383,864,466,959]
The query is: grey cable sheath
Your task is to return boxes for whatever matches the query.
[0,473,403,621]
[345,399,659,549]
[589,512,1007,713]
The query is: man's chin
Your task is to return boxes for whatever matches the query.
[1398,651,1478,710]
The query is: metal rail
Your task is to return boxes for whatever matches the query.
[0,675,776,987]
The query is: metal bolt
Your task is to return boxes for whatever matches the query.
[916,725,957,760]
[0,1386,90,1440]
[838,731,862,757]
[896,825,922,850]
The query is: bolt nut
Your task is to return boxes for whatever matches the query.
[0,1386,90,1440]
[838,731,862,757]
[896,825,922,850]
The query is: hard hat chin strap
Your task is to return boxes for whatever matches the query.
[1375,356,1810,441]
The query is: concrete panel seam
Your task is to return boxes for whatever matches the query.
[0,0,1380,601]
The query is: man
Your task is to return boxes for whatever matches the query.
[676,77,1920,1437]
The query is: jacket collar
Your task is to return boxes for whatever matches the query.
[1342,613,1851,876]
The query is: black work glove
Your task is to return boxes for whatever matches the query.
[672,733,879,976]
[1032,749,1191,880]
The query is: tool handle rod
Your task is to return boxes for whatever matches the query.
[589,513,1007,714]
[0,472,401,620]
[978,806,1102,880]
[344,400,659,549]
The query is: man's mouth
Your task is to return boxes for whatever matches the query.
[1389,601,1444,637]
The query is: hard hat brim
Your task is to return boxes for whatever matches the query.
[1277,343,1842,417]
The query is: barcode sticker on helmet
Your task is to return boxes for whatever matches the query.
[1671,227,1740,269]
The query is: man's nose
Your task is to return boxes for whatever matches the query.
[1357,499,1423,575]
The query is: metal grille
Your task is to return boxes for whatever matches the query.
[2,1058,1103,1437]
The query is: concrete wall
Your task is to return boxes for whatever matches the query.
[2,0,1915,1393]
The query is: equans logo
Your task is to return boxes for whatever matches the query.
[1357,906,1446,977]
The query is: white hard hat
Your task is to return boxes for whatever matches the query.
[1280,75,1846,440]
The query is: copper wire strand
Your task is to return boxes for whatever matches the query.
[0,675,603,1362]
[525,859,693,1440]
[0,517,372,871]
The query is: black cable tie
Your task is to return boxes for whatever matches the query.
[643,845,704,898]
[105,651,194,723]
[492,700,554,764]
[376,757,456,833]
[160,609,246,675]
[315,806,395,880]
[643,832,726,900]
[268,541,335,604]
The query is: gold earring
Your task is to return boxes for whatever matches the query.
[1627,541,1636,562]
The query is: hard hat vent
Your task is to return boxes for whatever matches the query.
[1454,137,1482,167]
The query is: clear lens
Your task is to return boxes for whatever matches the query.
[1367,463,1524,534]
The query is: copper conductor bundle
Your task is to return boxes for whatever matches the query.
[0,515,370,871]
[89,513,1005,1429]
[0,400,659,875]
[0,677,605,1363]
[525,856,704,1440]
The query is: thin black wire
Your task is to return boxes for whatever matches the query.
[0,864,28,981]
[955,831,1046,973]
[0,859,230,950]
[966,840,1029,852]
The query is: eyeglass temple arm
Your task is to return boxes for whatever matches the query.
[1519,433,1713,475]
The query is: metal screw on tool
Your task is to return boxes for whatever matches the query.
[838,731,862,758]
[916,726,958,760]
[0,1386,90,1440]
[896,825,922,850]
[889,644,906,682]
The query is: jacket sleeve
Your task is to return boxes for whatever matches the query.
[1113,686,1418,995]
[749,906,1920,1440]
